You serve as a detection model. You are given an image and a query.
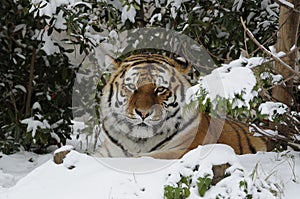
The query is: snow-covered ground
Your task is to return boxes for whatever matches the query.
[0,151,52,189]
[0,144,299,199]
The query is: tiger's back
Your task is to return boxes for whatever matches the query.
[98,54,268,159]
[190,113,267,155]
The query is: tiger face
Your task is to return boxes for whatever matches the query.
[99,54,199,157]
[116,63,182,138]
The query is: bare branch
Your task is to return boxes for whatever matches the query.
[240,17,300,78]
[250,8,295,56]
[266,74,297,91]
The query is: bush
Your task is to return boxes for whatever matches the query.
[0,0,74,154]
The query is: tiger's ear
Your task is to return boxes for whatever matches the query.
[104,55,121,69]
[174,57,192,75]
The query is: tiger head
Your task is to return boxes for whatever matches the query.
[100,54,199,155]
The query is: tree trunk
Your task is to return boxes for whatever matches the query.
[273,0,300,107]
[25,48,36,117]
[269,0,300,150]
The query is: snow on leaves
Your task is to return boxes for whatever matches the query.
[186,56,262,111]
[259,102,288,122]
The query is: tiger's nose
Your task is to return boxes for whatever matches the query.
[135,109,150,119]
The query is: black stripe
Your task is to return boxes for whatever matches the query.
[149,122,181,152]
[125,60,151,67]
[166,108,180,121]
[124,57,176,70]
[102,122,132,157]
[153,57,177,67]
[232,121,257,153]
[163,93,178,109]
[107,67,128,106]
[119,69,127,79]
[227,121,244,154]
[108,84,113,107]
[150,113,198,152]
[122,55,180,72]
[245,135,258,153]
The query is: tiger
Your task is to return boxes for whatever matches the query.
[97,54,268,159]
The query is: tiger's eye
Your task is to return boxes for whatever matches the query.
[155,86,167,95]
[127,83,136,91]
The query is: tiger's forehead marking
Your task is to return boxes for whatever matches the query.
[122,63,171,87]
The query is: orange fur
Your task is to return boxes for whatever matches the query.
[189,113,267,155]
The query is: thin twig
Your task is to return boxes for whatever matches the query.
[250,8,294,56]
[242,30,250,58]
[249,46,300,68]
[266,74,297,91]
[240,16,300,78]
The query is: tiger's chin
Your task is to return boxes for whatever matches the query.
[126,121,166,139]
[128,127,155,139]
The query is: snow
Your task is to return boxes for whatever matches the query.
[54,145,74,154]
[277,0,295,8]
[1,145,300,199]
[167,0,190,18]
[121,5,137,24]
[32,102,41,111]
[260,72,283,84]
[269,45,286,58]
[271,74,283,84]
[40,31,60,55]
[232,0,243,11]
[54,10,67,29]
[150,13,162,25]
[259,101,288,121]
[14,85,26,93]
[186,61,258,109]
[164,145,284,198]
[185,55,290,113]
[0,152,52,188]
[29,0,81,20]
[165,145,241,187]
[29,0,95,55]
[20,116,50,138]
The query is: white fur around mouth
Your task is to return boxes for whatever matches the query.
[137,122,147,127]
[126,116,163,126]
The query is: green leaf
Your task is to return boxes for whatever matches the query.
[164,185,191,199]
[132,3,140,11]
[197,175,212,197]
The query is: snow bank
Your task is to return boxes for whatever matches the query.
[0,152,51,188]
[2,145,299,199]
